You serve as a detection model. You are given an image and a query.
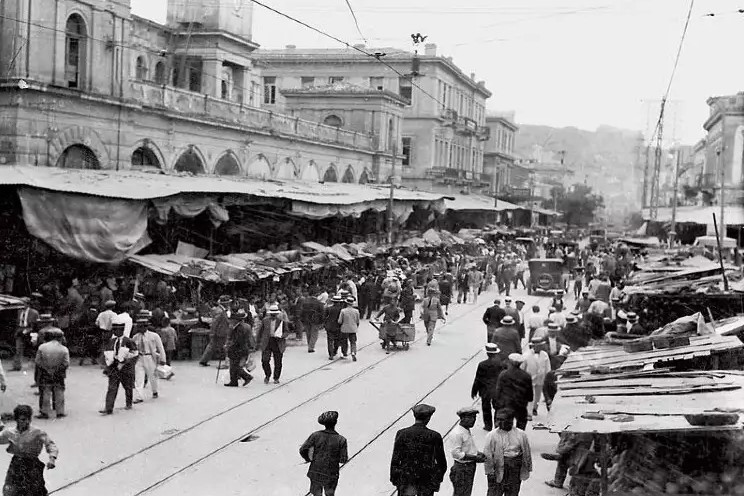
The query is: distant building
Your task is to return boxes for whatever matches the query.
[0,0,394,182]
[253,44,492,191]
[702,92,744,204]
[483,113,520,196]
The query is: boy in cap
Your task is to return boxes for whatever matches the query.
[100,317,139,415]
[484,408,532,496]
[447,406,486,496]
[300,411,348,496]
[471,343,503,431]
[390,404,447,496]
[494,354,533,430]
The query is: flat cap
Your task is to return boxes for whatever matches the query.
[46,328,65,338]
[456,406,479,417]
[317,411,339,425]
[508,353,524,363]
[485,343,500,354]
[412,404,436,419]
[345,296,356,304]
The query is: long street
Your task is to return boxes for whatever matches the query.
[0,286,568,496]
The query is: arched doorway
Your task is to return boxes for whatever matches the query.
[154,61,167,84]
[131,146,160,168]
[65,14,87,88]
[342,166,355,183]
[359,169,370,184]
[246,155,272,178]
[323,166,338,183]
[174,148,204,175]
[275,159,296,180]
[214,153,240,175]
[56,144,99,169]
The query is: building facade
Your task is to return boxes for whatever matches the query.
[702,92,744,204]
[252,44,492,191]
[0,0,394,183]
[482,113,520,197]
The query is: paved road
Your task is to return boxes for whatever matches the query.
[0,285,572,496]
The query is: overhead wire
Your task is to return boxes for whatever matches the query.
[341,0,367,44]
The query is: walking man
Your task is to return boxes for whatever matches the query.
[199,295,231,367]
[303,291,325,353]
[489,317,521,363]
[420,289,445,346]
[325,295,345,359]
[494,355,533,430]
[224,309,254,387]
[132,312,166,403]
[13,297,39,371]
[299,411,349,496]
[258,304,287,384]
[471,343,504,431]
[338,296,360,361]
[100,318,139,415]
[35,329,69,419]
[484,409,532,496]
[390,404,447,496]
[0,405,58,496]
[447,406,486,496]
[521,338,550,418]
[482,299,506,343]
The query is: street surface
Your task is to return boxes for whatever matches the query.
[0,286,571,496]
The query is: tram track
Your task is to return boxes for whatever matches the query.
[50,295,497,495]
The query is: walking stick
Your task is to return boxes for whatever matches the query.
[215,358,222,384]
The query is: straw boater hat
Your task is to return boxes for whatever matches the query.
[332,294,344,303]
[565,315,578,324]
[485,343,500,354]
[626,312,639,323]
[345,296,356,305]
[508,353,524,364]
[500,316,515,326]
[267,304,281,314]
[218,295,232,305]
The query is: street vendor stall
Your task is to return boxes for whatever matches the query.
[0,294,26,357]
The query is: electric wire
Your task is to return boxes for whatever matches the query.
[342,0,367,44]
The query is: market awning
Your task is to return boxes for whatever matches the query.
[549,371,744,434]
[642,205,744,225]
[0,294,26,311]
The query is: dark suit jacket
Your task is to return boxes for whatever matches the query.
[210,308,231,339]
[471,356,504,398]
[256,316,287,353]
[495,367,534,411]
[226,322,254,358]
[482,305,506,327]
[104,336,139,374]
[390,423,447,491]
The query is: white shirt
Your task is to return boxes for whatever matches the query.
[96,310,117,331]
[549,312,567,329]
[118,312,133,338]
[448,424,479,463]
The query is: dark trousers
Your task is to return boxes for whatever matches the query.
[227,353,252,385]
[554,455,570,486]
[397,486,435,496]
[358,296,369,319]
[261,338,283,380]
[330,331,348,357]
[513,405,528,431]
[514,272,526,289]
[450,462,476,496]
[80,335,100,364]
[482,395,498,431]
[401,307,413,324]
[199,336,226,365]
[487,457,523,496]
[543,371,558,408]
[164,349,175,366]
[105,368,135,412]
[309,477,338,496]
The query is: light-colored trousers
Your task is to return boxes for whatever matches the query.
[527,382,543,414]
[134,355,158,400]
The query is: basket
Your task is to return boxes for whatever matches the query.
[623,339,653,353]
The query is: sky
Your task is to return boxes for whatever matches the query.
[131,0,744,145]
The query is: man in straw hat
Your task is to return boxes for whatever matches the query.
[489,316,521,363]
[338,296,360,361]
[257,304,287,384]
[100,315,139,415]
[447,406,486,496]
[494,354,533,430]
[420,288,445,346]
[131,310,166,403]
[199,295,232,367]
[390,404,447,496]
[325,294,346,360]
[299,411,348,496]
[224,309,255,387]
[471,343,503,432]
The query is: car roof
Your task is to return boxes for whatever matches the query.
[529,258,564,262]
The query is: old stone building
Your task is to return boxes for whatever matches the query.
[702,92,744,203]
[0,0,396,182]
[483,113,521,197]
[253,44,492,192]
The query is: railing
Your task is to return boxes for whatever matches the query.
[440,108,458,122]
[476,125,490,140]
[129,80,374,151]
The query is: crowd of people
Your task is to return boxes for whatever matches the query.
[0,233,650,495]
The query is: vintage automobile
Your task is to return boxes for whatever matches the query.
[527,258,568,295]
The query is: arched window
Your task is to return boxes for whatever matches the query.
[65,15,86,88]
[154,62,167,85]
[359,170,370,184]
[322,166,338,183]
[342,166,355,183]
[221,68,233,100]
[135,56,148,80]
[215,153,240,175]
[56,144,99,169]
[174,148,204,175]
[323,115,343,127]
[131,147,160,168]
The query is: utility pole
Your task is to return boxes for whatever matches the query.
[387,142,396,244]
[670,147,681,247]
[649,98,666,220]
[718,99,727,244]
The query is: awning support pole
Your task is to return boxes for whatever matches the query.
[600,434,609,496]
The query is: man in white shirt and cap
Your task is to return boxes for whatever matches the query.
[447,406,486,496]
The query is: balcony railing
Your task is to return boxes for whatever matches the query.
[476,125,490,141]
[129,80,374,151]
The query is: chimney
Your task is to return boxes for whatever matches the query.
[353,43,365,50]
[285,44,296,50]
[424,43,437,56]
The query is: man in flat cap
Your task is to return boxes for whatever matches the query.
[471,343,504,432]
[494,354,533,430]
[300,411,348,496]
[447,406,485,496]
[390,404,447,496]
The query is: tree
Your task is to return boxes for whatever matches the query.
[547,183,604,228]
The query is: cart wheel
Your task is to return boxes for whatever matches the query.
[403,343,410,350]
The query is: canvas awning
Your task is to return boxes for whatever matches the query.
[0,294,26,312]
[642,206,744,225]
